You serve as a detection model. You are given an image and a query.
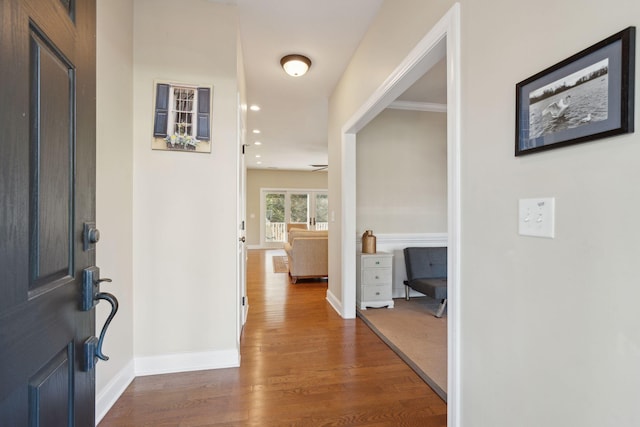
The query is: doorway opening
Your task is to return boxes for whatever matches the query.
[339,4,461,425]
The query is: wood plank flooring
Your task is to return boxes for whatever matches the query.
[99,249,447,426]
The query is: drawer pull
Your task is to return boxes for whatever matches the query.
[375,292,380,295]
[375,276,379,279]
[375,261,380,265]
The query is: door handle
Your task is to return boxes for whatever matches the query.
[93,291,118,361]
[81,266,119,371]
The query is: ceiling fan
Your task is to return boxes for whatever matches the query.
[310,164,328,172]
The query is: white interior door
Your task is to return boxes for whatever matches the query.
[238,150,247,327]
[237,96,248,334]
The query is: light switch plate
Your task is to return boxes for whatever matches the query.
[519,198,555,238]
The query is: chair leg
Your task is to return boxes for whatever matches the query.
[435,298,447,318]
[405,285,410,301]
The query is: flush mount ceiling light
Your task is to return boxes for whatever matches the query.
[280,54,312,77]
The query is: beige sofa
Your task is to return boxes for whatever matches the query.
[284,229,328,283]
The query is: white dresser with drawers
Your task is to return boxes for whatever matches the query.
[356,252,394,309]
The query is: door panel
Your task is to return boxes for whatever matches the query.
[30,26,74,289]
[29,344,74,426]
[264,191,285,244]
[0,0,97,425]
[313,192,328,230]
[289,193,309,224]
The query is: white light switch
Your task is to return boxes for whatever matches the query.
[519,198,555,238]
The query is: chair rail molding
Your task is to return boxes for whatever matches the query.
[355,232,448,247]
[355,233,448,298]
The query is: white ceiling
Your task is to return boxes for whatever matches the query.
[234,0,445,171]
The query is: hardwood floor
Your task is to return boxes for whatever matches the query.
[99,249,447,426]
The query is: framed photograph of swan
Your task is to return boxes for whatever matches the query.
[516,27,635,156]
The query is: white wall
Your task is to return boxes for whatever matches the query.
[132,0,240,371]
[329,0,640,426]
[245,169,328,246]
[461,1,640,426]
[356,108,447,234]
[96,0,135,419]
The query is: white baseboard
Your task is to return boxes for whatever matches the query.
[135,349,240,377]
[96,359,135,424]
[325,289,343,317]
[95,350,240,422]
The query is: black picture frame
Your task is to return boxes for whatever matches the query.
[516,27,635,156]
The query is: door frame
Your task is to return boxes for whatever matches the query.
[339,4,461,426]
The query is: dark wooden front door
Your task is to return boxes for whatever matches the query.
[0,0,97,425]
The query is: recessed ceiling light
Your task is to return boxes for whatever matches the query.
[254,141,262,145]
[249,105,260,111]
[252,129,260,134]
[257,161,262,165]
[255,154,261,158]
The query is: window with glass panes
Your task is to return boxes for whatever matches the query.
[152,82,211,141]
[172,87,195,136]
